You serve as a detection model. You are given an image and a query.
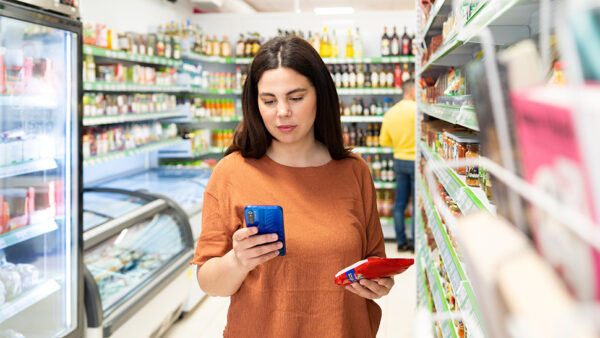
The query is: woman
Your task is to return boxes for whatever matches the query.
[191,36,394,337]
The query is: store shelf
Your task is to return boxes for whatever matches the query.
[337,88,403,95]
[420,176,485,336]
[0,158,58,180]
[322,56,415,64]
[417,257,435,313]
[419,141,494,215]
[419,34,463,76]
[420,0,451,39]
[83,45,183,67]
[0,219,58,250]
[194,116,241,123]
[181,86,242,95]
[83,82,183,93]
[83,138,182,167]
[374,181,396,190]
[340,115,384,123]
[352,147,394,154]
[0,95,58,109]
[0,280,61,324]
[181,52,237,64]
[422,252,459,338]
[420,103,479,131]
[83,111,185,126]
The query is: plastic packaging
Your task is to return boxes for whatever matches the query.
[334,257,414,286]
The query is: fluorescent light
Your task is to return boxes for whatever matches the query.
[314,7,355,15]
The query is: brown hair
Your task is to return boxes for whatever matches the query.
[225,36,351,160]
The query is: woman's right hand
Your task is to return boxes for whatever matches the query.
[231,226,282,272]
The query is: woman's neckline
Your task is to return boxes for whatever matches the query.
[263,153,334,169]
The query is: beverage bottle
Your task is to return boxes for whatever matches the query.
[386,65,395,87]
[357,128,364,146]
[373,155,382,181]
[236,33,245,57]
[370,99,377,115]
[235,66,242,89]
[331,29,339,57]
[379,65,387,88]
[343,103,351,116]
[401,26,410,56]
[334,65,342,88]
[349,64,357,88]
[342,64,349,88]
[362,100,370,116]
[349,124,357,146]
[311,31,321,53]
[364,64,372,88]
[466,144,480,187]
[356,64,365,87]
[345,29,354,57]
[221,35,232,57]
[374,124,381,146]
[394,64,403,88]
[367,123,374,147]
[319,27,332,57]
[354,27,363,57]
[402,63,411,83]
[251,33,261,56]
[371,65,379,88]
[388,159,395,182]
[342,125,350,146]
[391,26,400,56]
[244,34,252,57]
[381,26,390,56]
[212,35,221,57]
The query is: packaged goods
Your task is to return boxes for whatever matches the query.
[334,257,414,286]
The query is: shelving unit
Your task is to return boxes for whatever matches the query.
[83,82,183,93]
[83,45,183,67]
[337,88,402,95]
[419,104,478,131]
[0,219,59,250]
[0,158,58,180]
[181,53,415,66]
[83,138,182,167]
[83,111,185,126]
[0,280,61,324]
[340,116,384,123]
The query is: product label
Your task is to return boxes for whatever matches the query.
[346,269,358,283]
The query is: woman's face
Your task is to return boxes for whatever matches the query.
[257,67,317,147]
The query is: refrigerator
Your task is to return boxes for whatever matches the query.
[95,168,211,313]
[0,0,82,337]
[82,188,194,338]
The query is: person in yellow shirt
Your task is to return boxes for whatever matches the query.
[379,81,415,251]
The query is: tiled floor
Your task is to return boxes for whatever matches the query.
[164,242,415,337]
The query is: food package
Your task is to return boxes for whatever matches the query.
[334,257,414,286]
[15,264,40,290]
[0,269,22,299]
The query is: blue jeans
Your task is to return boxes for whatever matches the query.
[394,159,415,246]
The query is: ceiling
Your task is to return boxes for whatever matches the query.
[242,0,415,12]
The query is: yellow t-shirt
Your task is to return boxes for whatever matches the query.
[379,99,416,161]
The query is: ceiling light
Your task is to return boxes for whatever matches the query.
[314,7,355,15]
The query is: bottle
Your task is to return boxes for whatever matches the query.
[244,34,252,57]
[331,29,339,58]
[357,128,364,146]
[235,66,242,89]
[311,31,321,53]
[391,26,400,56]
[387,159,395,182]
[402,63,411,83]
[364,65,372,88]
[466,144,480,187]
[386,65,395,87]
[343,103,351,116]
[221,35,232,57]
[319,27,331,58]
[401,26,410,56]
[345,29,354,58]
[342,125,350,146]
[235,34,245,57]
[350,98,358,115]
[334,65,342,88]
[370,99,377,116]
[342,64,350,88]
[381,26,390,57]
[367,124,374,147]
[354,27,363,58]
[251,33,261,56]
[212,35,221,56]
[357,64,365,88]
[373,155,382,181]
[374,124,380,146]
[350,124,357,146]
[371,65,379,88]
[328,65,335,82]
[362,100,370,116]
[366,155,374,177]
[349,64,357,88]
[394,64,403,88]
[383,97,391,112]
[379,65,387,88]
[377,190,384,214]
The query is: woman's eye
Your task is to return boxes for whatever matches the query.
[290,97,303,102]
[263,100,275,105]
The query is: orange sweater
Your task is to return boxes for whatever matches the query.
[191,151,386,337]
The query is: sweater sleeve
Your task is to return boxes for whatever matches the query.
[360,160,386,259]
[379,114,393,148]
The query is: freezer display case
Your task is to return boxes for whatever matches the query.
[82,188,194,338]
[0,1,82,337]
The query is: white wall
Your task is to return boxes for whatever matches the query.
[80,0,194,33]
[192,11,416,57]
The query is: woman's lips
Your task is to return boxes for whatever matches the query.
[277,125,296,133]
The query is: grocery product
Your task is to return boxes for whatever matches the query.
[334,257,414,285]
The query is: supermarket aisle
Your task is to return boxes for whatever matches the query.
[164,242,415,337]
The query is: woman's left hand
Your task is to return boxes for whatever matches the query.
[345,277,394,299]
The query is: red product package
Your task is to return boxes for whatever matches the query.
[334,257,414,286]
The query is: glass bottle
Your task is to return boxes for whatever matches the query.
[354,27,363,57]
[357,64,365,88]
[381,26,390,57]
[391,26,400,56]
[345,29,354,58]
[466,144,480,187]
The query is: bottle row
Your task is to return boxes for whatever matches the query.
[82,93,177,117]
[380,26,414,57]
[340,97,396,117]
[0,181,63,236]
[180,128,234,153]
[179,65,248,91]
[82,122,178,159]
[376,189,396,219]
[83,22,182,59]
[0,133,55,167]
[181,97,238,119]
[362,154,396,184]
[343,123,381,148]
[83,59,177,86]
[329,63,412,89]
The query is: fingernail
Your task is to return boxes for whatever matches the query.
[271,234,278,240]
[278,242,283,248]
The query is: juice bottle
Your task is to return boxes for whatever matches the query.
[465,144,479,187]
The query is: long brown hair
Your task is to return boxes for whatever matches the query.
[225,36,351,160]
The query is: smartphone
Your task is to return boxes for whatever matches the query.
[244,205,286,256]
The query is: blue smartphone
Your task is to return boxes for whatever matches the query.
[244,205,286,256]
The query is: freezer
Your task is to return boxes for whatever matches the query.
[0,0,82,337]
[82,188,194,338]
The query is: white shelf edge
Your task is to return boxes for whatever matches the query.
[0,158,58,180]
[0,280,61,324]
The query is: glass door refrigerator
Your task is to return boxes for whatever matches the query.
[0,1,82,337]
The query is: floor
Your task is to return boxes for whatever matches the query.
[163,242,416,337]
